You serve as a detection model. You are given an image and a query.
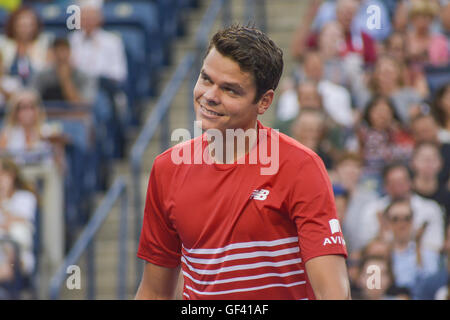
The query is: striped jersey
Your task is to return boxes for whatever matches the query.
[137,121,347,300]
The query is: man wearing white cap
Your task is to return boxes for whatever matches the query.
[69,0,127,83]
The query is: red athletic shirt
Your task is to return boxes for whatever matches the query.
[137,121,347,300]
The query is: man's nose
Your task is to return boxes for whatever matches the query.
[203,86,220,106]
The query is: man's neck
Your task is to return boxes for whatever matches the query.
[208,121,258,164]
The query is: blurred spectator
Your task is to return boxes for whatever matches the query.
[0,157,37,281]
[331,152,379,253]
[357,96,414,185]
[356,162,445,253]
[333,183,349,224]
[406,0,449,67]
[0,89,65,171]
[32,37,97,104]
[383,198,440,296]
[383,32,429,97]
[290,107,333,169]
[277,50,354,128]
[69,0,127,83]
[311,0,392,41]
[353,55,424,123]
[0,90,65,270]
[439,1,450,42]
[354,253,396,299]
[0,51,22,114]
[410,113,450,189]
[411,142,450,226]
[274,80,322,134]
[431,83,450,144]
[414,223,450,299]
[292,0,378,65]
[0,6,51,85]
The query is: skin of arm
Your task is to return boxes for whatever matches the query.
[305,254,351,300]
[135,262,181,300]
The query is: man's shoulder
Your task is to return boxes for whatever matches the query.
[273,127,326,169]
[152,135,202,169]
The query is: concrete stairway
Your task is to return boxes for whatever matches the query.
[55,0,308,300]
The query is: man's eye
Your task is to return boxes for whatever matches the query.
[225,88,237,94]
[202,76,212,83]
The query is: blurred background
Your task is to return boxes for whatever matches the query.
[0,0,449,300]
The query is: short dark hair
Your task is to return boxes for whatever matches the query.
[205,24,284,103]
[382,162,413,181]
[363,95,401,127]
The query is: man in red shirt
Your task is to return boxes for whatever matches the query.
[135,25,350,300]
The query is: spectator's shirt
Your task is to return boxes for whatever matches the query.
[0,34,51,84]
[392,241,440,292]
[31,66,97,103]
[0,126,53,165]
[69,29,127,83]
[358,125,414,176]
[0,189,37,274]
[138,121,347,300]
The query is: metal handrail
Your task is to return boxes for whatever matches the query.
[48,176,128,300]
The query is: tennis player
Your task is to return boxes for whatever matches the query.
[135,25,350,300]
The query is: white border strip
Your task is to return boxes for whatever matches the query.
[183,247,299,264]
[183,269,304,285]
[182,237,299,255]
[185,281,306,296]
[181,257,302,275]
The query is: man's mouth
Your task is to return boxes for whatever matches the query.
[200,105,224,117]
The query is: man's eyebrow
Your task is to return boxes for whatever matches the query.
[200,70,211,80]
[201,69,245,93]
[222,82,244,93]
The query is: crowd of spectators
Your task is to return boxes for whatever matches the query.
[280,0,450,299]
[0,0,130,298]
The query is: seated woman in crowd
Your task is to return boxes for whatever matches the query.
[0,6,51,86]
[0,89,65,172]
[357,95,415,188]
[411,141,450,226]
[353,54,424,124]
[383,32,429,98]
[0,157,37,283]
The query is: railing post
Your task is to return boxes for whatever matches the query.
[161,111,170,152]
[118,186,128,300]
[86,240,95,300]
[132,164,143,291]
[257,0,267,32]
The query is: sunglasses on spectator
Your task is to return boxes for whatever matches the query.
[390,215,412,223]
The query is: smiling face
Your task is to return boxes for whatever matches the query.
[193,47,273,133]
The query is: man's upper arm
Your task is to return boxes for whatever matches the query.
[135,262,181,300]
[305,255,351,300]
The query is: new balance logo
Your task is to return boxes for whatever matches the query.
[250,189,270,201]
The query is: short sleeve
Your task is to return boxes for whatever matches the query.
[137,160,181,268]
[288,152,348,263]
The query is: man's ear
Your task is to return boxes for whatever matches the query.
[257,89,275,115]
